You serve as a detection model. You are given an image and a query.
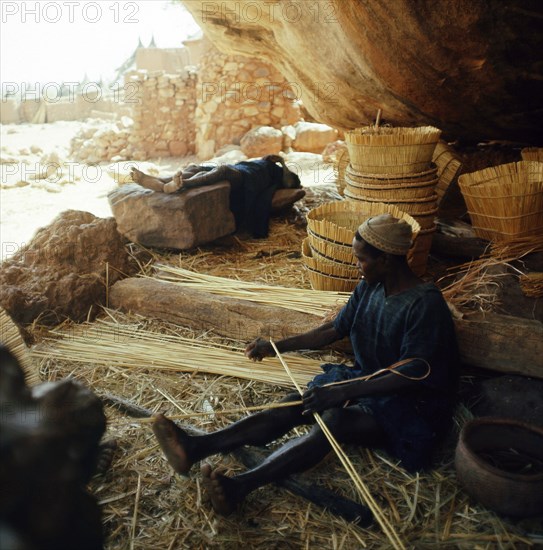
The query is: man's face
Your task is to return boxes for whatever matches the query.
[352,238,385,285]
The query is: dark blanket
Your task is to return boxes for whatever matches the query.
[228,159,284,238]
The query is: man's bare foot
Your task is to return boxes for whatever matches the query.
[152,414,195,476]
[163,171,183,193]
[201,463,241,516]
[130,167,166,192]
[94,439,118,476]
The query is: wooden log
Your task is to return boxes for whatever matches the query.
[110,278,543,379]
[109,278,322,342]
[455,312,543,378]
[431,232,490,259]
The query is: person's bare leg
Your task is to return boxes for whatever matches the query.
[182,165,243,189]
[201,407,384,515]
[130,167,173,192]
[152,394,306,476]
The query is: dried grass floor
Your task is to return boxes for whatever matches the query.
[29,192,542,549]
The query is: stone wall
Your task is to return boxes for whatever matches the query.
[123,68,198,161]
[195,46,302,159]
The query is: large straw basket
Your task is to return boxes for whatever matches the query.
[346,164,438,186]
[345,126,441,175]
[412,208,439,230]
[307,200,421,247]
[458,161,543,241]
[408,226,436,276]
[302,238,360,280]
[432,141,462,205]
[521,148,543,163]
[345,176,438,200]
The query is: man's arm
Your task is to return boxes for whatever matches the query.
[245,321,341,361]
[302,370,421,414]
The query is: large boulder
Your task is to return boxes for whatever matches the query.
[240,126,283,158]
[108,183,236,250]
[292,122,339,153]
[184,0,543,143]
[0,210,134,325]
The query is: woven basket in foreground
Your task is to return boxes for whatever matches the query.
[307,200,421,247]
[308,230,358,265]
[458,161,543,241]
[305,266,360,292]
[345,126,441,175]
[302,238,360,280]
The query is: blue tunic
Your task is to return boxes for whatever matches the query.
[309,280,459,471]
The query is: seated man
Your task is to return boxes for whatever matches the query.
[131,155,304,238]
[152,214,459,515]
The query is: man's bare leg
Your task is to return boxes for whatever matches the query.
[201,407,384,515]
[152,394,306,476]
[130,167,173,192]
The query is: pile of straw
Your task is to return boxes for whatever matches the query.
[31,310,538,550]
[458,161,543,241]
[152,265,350,317]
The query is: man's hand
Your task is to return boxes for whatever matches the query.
[245,338,275,361]
[302,386,346,415]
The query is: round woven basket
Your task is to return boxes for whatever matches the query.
[305,266,360,292]
[407,226,436,276]
[307,200,421,247]
[302,238,360,279]
[345,126,441,175]
[458,161,543,241]
[344,189,438,215]
[346,163,438,185]
[308,230,358,265]
[345,178,438,200]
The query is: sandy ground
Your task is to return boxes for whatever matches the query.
[0,120,334,261]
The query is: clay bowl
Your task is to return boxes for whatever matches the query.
[455,418,543,517]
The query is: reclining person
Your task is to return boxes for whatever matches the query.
[131,155,304,238]
[152,214,459,515]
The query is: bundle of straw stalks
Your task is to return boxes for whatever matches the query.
[0,307,39,385]
[520,272,543,298]
[152,265,349,317]
[458,161,543,241]
[32,319,325,388]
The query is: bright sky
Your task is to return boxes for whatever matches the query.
[0,1,201,88]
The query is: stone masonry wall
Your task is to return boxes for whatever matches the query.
[195,47,302,159]
[123,68,198,161]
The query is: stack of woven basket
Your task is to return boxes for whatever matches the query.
[343,126,442,275]
[458,161,543,242]
[302,201,421,291]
